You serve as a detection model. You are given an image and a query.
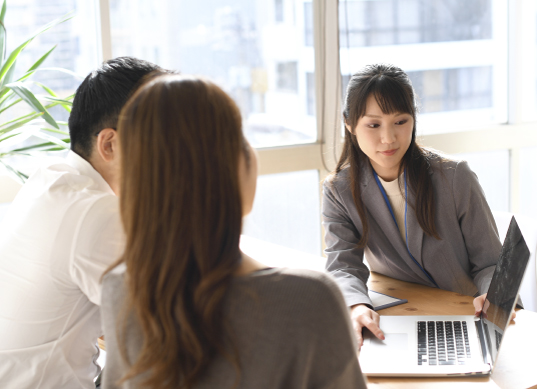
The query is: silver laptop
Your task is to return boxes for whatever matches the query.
[359,216,530,377]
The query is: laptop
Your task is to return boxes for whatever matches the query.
[359,216,530,377]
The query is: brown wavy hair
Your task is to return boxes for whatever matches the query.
[111,75,249,388]
[337,64,440,248]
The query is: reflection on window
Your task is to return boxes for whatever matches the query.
[338,0,491,48]
[338,0,507,133]
[408,67,492,113]
[306,72,316,116]
[277,62,298,92]
[5,1,98,123]
[342,66,492,114]
[275,0,284,22]
[304,1,314,46]
[243,170,321,255]
[110,0,317,148]
[454,150,509,212]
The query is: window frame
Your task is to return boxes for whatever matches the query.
[97,0,537,253]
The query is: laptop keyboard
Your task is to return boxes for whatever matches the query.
[417,321,471,365]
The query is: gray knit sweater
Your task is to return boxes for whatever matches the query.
[101,266,367,389]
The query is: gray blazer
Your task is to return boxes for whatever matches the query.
[322,156,501,308]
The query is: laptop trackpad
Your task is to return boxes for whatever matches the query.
[364,333,409,352]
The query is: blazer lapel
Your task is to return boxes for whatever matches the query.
[360,166,408,256]
[405,184,425,266]
[361,164,431,286]
[360,180,403,248]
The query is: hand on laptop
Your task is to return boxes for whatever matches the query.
[350,304,385,349]
[473,294,489,318]
[473,293,517,321]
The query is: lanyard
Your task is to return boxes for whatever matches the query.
[372,169,439,288]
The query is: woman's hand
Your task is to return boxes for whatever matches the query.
[473,293,517,321]
[473,293,489,317]
[350,304,385,349]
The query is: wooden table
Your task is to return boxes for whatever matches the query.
[367,272,537,389]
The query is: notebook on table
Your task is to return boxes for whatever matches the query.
[369,290,407,311]
[359,216,530,377]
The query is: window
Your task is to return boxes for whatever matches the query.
[4,0,531,253]
[339,0,492,47]
[275,0,284,23]
[1,0,100,175]
[243,170,321,255]
[276,61,298,91]
[338,0,508,135]
[407,66,492,113]
[109,0,316,148]
[5,1,100,122]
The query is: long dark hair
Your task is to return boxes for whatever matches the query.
[109,74,249,388]
[337,64,440,247]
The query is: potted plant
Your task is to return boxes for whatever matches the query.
[0,0,76,182]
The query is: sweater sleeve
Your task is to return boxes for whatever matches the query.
[452,161,501,295]
[307,272,368,389]
[322,179,372,307]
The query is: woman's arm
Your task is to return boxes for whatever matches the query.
[322,179,371,307]
[452,161,501,295]
[309,273,368,389]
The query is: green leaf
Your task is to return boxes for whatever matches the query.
[0,130,22,143]
[0,114,41,135]
[33,67,83,80]
[28,12,74,41]
[0,0,6,23]
[31,130,69,149]
[0,99,69,131]
[38,89,72,113]
[0,160,28,183]
[27,45,56,73]
[40,95,73,106]
[0,0,6,64]
[6,81,59,129]
[41,126,69,136]
[0,11,74,86]
[35,81,57,97]
[8,139,68,153]
[0,85,13,107]
[0,109,40,130]
[0,39,34,86]
[8,142,53,153]
[0,59,17,90]
[0,97,21,115]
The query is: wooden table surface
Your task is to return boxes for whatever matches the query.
[367,272,537,389]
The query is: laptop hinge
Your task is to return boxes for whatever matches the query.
[475,318,493,368]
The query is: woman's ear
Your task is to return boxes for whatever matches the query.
[345,122,353,134]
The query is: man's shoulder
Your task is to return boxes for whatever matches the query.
[15,154,116,212]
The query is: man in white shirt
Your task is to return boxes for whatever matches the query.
[0,57,166,388]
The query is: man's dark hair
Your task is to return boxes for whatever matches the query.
[68,56,165,159]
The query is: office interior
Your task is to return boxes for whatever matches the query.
[1,0,535,253]
[1,0,537,387]
[0,1,536,276]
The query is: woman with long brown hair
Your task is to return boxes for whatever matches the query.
[323,64,501,347]
[101,74,367,389]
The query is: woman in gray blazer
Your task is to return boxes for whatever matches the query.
[323,64,501,347]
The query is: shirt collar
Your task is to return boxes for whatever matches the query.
[65,150,115,195]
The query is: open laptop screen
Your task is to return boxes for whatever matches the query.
[481,216,530,365]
